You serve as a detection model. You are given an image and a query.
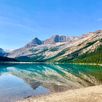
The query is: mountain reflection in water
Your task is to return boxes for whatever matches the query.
[0,64,102,102]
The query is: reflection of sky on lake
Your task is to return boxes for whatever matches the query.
[0,64,102,102]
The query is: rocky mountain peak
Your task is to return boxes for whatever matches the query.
[0,48,6,56]
[7,30,102,63]
[25,37,42,48]
[44,35,79,44]
[32,37,42,45]
[44,35,67,44]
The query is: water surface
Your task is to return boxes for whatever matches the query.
[0,64,102,102]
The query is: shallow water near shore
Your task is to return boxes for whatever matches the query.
[0,64,102,102]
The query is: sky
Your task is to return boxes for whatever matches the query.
[0,0,102,49]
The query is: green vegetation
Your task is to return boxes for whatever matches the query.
[59,45,102,64]
[16,54,45,62]
[58,38,102,64]
[16,39,102,64]
[49,47,59,51]
[44,48,68,62]
[73,45,102,63]
[0,56,17,62]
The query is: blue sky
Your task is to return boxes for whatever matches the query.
[0,0,102,49]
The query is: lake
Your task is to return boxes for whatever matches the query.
[0,64,102,102]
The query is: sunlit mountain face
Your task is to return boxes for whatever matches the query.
[6,30,102,63]
[0,64,102,102]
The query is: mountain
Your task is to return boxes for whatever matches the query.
[44,35,66,44]
[44,35,79,44]
[58,30,102,63]
[0,48,7,56]
[0,48,17,62]
[25,37,42,48]
[7,30,102,63]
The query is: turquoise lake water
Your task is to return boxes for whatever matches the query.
[0,64,102,102]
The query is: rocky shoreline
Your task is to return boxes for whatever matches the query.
[18,85,102,102]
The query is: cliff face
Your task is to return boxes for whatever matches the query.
[44,35,79,44]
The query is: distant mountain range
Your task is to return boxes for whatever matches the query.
[0,48,6,56]
[0,48,17,62]
[25,35,79,48]
[1,30,102,63]
[43,35,79,44]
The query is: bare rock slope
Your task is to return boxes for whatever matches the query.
[8,30,102,63]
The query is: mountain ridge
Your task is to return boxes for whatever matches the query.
[6,30,102,63]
